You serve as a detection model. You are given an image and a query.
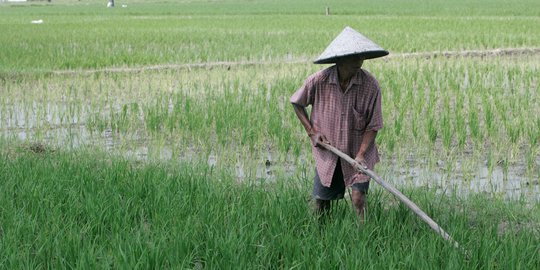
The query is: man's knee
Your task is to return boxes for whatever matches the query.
[315,199,331,211]
[351,189,367,208]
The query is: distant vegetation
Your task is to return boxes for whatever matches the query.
[1,0,539,73]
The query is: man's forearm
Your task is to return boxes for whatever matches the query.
[356,130,377,158]
[292,103,314,135]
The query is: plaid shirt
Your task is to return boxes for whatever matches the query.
[291,65,384,187]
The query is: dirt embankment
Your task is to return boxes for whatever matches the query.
[51,47,540,75]
[393,47,540,59]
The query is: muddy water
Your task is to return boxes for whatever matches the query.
[1,107,539,203]
[385,162,540,202]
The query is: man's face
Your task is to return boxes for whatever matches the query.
[337,56,364,75]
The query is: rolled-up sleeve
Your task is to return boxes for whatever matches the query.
[290,75,316,107]
[365,85,384,132]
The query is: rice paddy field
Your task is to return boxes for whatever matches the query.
[1,0,539,268]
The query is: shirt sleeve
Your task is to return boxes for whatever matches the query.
[365,82,384,132]
[290,74,316,107]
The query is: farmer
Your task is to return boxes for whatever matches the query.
[290,26,388,222]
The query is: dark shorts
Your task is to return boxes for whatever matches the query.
[312,159,370,200]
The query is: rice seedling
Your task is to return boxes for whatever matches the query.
[468,104,481,142]
[0,143,538,269]
[427,114,438,145]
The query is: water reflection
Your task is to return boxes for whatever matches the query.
[2,123,539,203]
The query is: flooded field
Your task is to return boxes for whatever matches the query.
[2,56,539,202]
[6,126,539,202]
[3,54,540,203]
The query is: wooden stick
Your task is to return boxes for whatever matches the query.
[320,142,461,249]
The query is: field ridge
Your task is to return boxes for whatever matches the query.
[49,47,540,75]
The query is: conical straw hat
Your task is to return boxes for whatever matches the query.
[314,26,388,64]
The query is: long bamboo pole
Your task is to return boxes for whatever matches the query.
[320,142,461,249]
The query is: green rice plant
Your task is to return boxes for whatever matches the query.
[485,149,496,175]
[525,147,536,174]
[453,90,466,149]
[505,119,522,145]
[455,113,466,149]
[501,158,510,180]
[468,105,481,142]
[110,103,130,133]
[380,128,396,153]
[0,143,538,269]
[441,112,452,150]
[440,94,453,150]
[482,96,495,139]
[410,112,419,141]
[393,111,404,138]
[87,109,108,134]
[144,99,168,133]
[427,114,438,145]
[529,118,540,147]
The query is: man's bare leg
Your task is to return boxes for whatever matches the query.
[314,199,331,224]
[352,189,367,224]
[315,199,331,214]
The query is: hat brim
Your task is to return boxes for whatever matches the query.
[313,50,389,64]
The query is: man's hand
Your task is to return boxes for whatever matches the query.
[354,155,368,172]
[309,130,330,147]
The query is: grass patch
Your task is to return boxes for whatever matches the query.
[0,142,538,268]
